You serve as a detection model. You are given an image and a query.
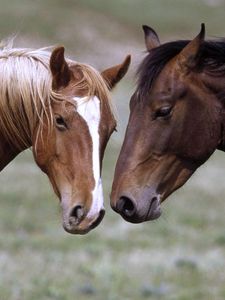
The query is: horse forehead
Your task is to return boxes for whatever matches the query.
[73,96,101,124]
[149,68,184,102]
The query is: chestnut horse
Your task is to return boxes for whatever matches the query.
[111,24,225,223]
[0,41,130,234]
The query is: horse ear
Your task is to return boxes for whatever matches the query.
[50,46,71,89]
[101,55,131,89]
[142,25,160,51]
[177,23,205,72]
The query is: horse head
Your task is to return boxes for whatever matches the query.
[111,24,225,223]
[33,47,131,233]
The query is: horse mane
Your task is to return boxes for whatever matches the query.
[0,41,111,150]
[137,39,225,97]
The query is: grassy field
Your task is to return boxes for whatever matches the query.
[1,1,225,299]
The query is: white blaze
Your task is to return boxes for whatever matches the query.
[73,96,104,218]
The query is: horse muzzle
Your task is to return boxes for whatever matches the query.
[111,188,162,223]
[61,203,105,234]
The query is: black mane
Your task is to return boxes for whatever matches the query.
[137,39,225,96]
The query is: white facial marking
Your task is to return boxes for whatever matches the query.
[73,96,104,218]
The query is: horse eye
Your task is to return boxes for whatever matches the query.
[155,106,172,118]
[55,115,67,130]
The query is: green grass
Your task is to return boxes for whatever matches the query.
[0,1,225,299]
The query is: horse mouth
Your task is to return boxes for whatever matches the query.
[62,209,105,235]
[145,195,162,221]
[89,209,105,230]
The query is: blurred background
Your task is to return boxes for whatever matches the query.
[0,1,225,299]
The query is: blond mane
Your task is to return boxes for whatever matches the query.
[0,42,111,151]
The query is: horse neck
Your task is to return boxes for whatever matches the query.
[0,135,27,171]
[0,49,54,170]
[0,95,35,171]
[0,98,37,170]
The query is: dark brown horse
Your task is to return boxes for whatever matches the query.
[111,24,225,223]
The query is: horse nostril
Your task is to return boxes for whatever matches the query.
[117,196,136,218]
[69,205,84,225]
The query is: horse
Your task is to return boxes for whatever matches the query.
[0,40,130,234]
[111,23,225,223]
